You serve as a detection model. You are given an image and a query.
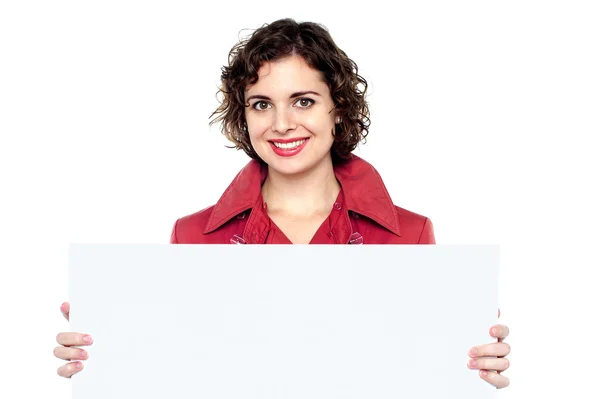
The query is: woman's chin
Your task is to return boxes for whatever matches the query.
[258,145,333,177]
[266,158,312,176]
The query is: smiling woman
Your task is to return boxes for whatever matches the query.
[170,18,436,246]
[53,17,511,389]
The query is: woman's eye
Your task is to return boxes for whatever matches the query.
[296,98,314,108]
[252,99,313,110]
[253,101,271,110]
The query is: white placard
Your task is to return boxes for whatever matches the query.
[69,244,499,398]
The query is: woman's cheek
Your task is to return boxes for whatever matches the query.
[303,113,334,135]
[247,116,272,137]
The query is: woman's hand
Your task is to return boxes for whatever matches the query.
[54,302,93,378]
[467,308,511,389]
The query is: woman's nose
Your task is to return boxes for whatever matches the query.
[272,109,297,134]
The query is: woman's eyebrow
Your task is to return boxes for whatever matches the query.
[246,91,321,102]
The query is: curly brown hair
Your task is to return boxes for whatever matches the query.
[209,18,371,163]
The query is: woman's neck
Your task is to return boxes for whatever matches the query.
[261,157,341,218]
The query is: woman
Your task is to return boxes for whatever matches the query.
[54,18,511,388]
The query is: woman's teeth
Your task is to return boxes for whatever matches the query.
[272,139,306,149]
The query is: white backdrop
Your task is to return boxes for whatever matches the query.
[1,1,598,398]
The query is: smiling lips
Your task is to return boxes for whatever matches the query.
[269,138,309,157]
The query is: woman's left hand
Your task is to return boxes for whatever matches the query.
[467,308,511,389]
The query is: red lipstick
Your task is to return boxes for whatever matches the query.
[268,137,310,157]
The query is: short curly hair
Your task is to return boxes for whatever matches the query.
[209,18,371,163]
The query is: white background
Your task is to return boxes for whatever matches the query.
[0,1,598,398]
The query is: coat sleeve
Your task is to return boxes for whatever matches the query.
[417,217,436,244]
[170,219,179,244]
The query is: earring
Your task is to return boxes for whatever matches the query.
[336,116,341,124]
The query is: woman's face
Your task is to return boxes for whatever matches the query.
[244,55,338,176]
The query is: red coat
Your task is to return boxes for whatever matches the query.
[170,155,435,244]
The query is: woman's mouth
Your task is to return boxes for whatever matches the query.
[269,138,309,157]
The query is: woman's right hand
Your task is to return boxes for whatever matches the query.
[54,302,93,378]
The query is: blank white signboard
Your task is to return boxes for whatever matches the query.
[69,244,499,399]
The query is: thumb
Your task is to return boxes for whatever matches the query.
[61,302,70,321]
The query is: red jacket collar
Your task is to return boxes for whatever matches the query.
[204,154,402,236]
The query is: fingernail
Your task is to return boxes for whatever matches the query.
[83,335,93,344]
[76,362,82,369]
[470,359,477,368]
[492,328,498,335]
[481,370,488,376]
[80,350,87,359]
[469,347,478,356]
